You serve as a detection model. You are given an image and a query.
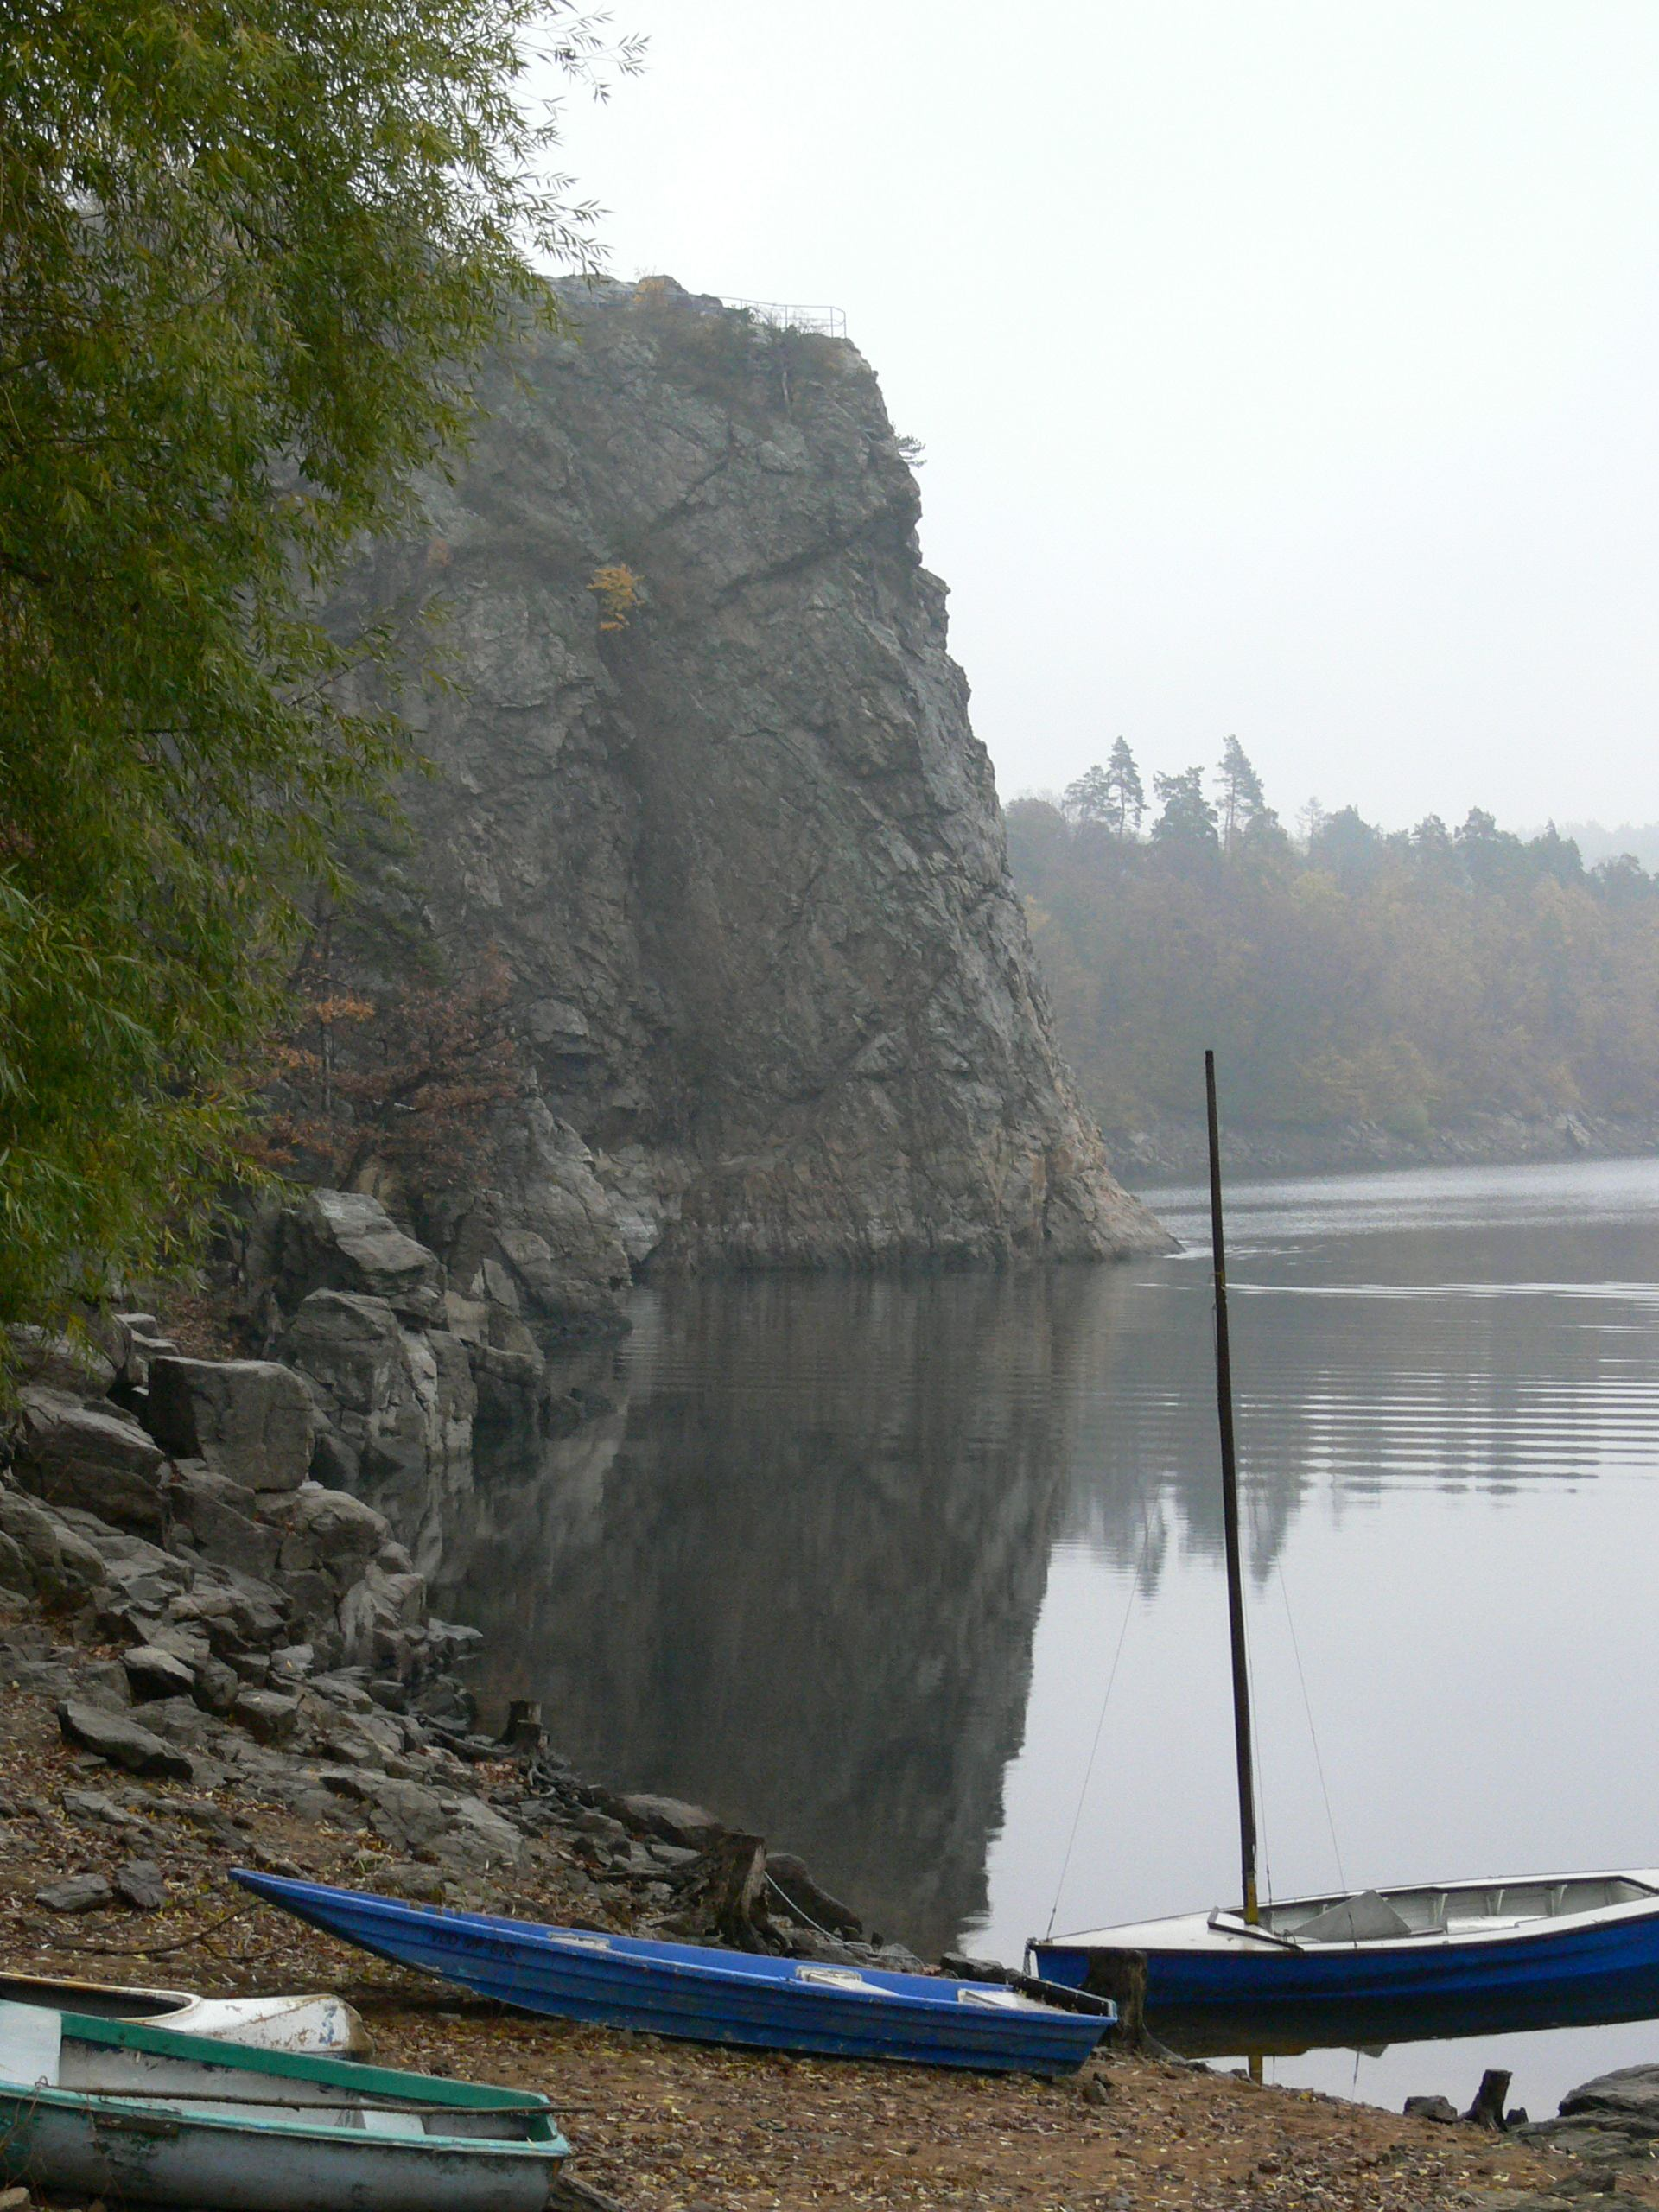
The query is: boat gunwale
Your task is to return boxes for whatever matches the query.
[0,2005,555,2118]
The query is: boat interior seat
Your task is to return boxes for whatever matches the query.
[1554,1878,1652,1914]
[1284,1890,1414,1943]
[1387,1891,1447,1934]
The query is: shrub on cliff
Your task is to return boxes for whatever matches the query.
[0,0,640,1335]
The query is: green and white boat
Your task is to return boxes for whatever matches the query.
[0,2000,569,2212]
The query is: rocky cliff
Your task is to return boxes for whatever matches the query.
[330,276,1167,1287]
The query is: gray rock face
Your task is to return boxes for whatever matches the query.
[1521,2063,1659,2163]
[37,1873,115,1913]
[57,1698,194,1779]
[1560,2065,1659,2126]
[283,1190,444,1322]
[162,1461,283,1580]
[279,1293,474,1571]
[334,276,1169,1274]
[423,1104,632,1361]
[13,1387,168,1530]
[113,1859,168,1910]
[146,1358,315,1492]
[5,1326,119,1400]
[259,1481,389,1591]
[122,1644,197,1701]
[0,1481,110,1605]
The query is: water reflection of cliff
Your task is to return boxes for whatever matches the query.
[430,1185,1649,1959]
[435,1269,1111,1955]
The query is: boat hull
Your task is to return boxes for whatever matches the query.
[1033,1881,1659,2013]
[0,2003,565,2212]
[234,1870,1109,2075]
[0,2098,559,2212]
[1150,1973,1659,2059]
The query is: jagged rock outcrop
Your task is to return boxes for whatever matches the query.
[334,276,1169,1274]
[2,1345,480,1716]
[279,1291,474,1573]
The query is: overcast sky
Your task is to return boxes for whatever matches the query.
[553,2,1659,833]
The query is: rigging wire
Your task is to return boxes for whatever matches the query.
[1043,1490,1157,1942]
[1218,1298,1272,1910]
[1276,1557,1349,1901]
[1239,1477,1272,1908]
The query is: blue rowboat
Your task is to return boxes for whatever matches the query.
[233,1868,1111,2075]
[0,1999,567,2212]
[1029,1868,1659,2015]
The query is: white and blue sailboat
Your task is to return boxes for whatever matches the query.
[1030,1054,1659,2032]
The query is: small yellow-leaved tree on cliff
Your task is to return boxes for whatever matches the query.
[0,0,641,1334]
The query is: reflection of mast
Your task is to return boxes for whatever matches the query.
[1205,1050,1259,1928]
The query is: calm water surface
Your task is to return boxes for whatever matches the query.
[440,1154,1659,2115]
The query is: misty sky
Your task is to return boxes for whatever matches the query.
[552,2,1659,833]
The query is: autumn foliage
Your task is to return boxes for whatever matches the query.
[257,938,524,1197]
[588,563,642,631]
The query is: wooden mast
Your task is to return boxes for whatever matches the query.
[1205,1049,1260,1926]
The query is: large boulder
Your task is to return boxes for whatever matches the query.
[11,1387,168,1532]
[257,1482,388,1591]
[58,1697,194,1780]
[281,1191,443,1323]
[338,1556,428,1674]
[146,1358,315,1492]
[0,1479,111,1605]
[160,1461,282,1580]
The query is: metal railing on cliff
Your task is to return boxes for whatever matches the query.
[721,298,848,340]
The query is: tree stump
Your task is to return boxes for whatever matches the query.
[500,1699,546,1754]
[1465,2069,1513,2129]
[1081,1948,1151,2049]
[702,1831,771,1951]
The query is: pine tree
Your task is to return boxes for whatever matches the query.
[1216,735,1268,852]
[1103,738,1147,839]
[1151,767,1220,853]
[1062,765,1115,823]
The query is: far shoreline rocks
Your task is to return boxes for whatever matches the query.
[1111,1107,1659,1186]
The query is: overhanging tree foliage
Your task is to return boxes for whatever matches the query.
[0,0,639,1329]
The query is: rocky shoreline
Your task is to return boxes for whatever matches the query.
[0,1563,1631,2212]
[1109,1109,1659,1185]
[3,1189,1659,2207]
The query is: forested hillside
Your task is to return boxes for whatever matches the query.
[1007,742,1659,1146]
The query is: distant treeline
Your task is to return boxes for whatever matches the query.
[1007,740,1659,1137]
